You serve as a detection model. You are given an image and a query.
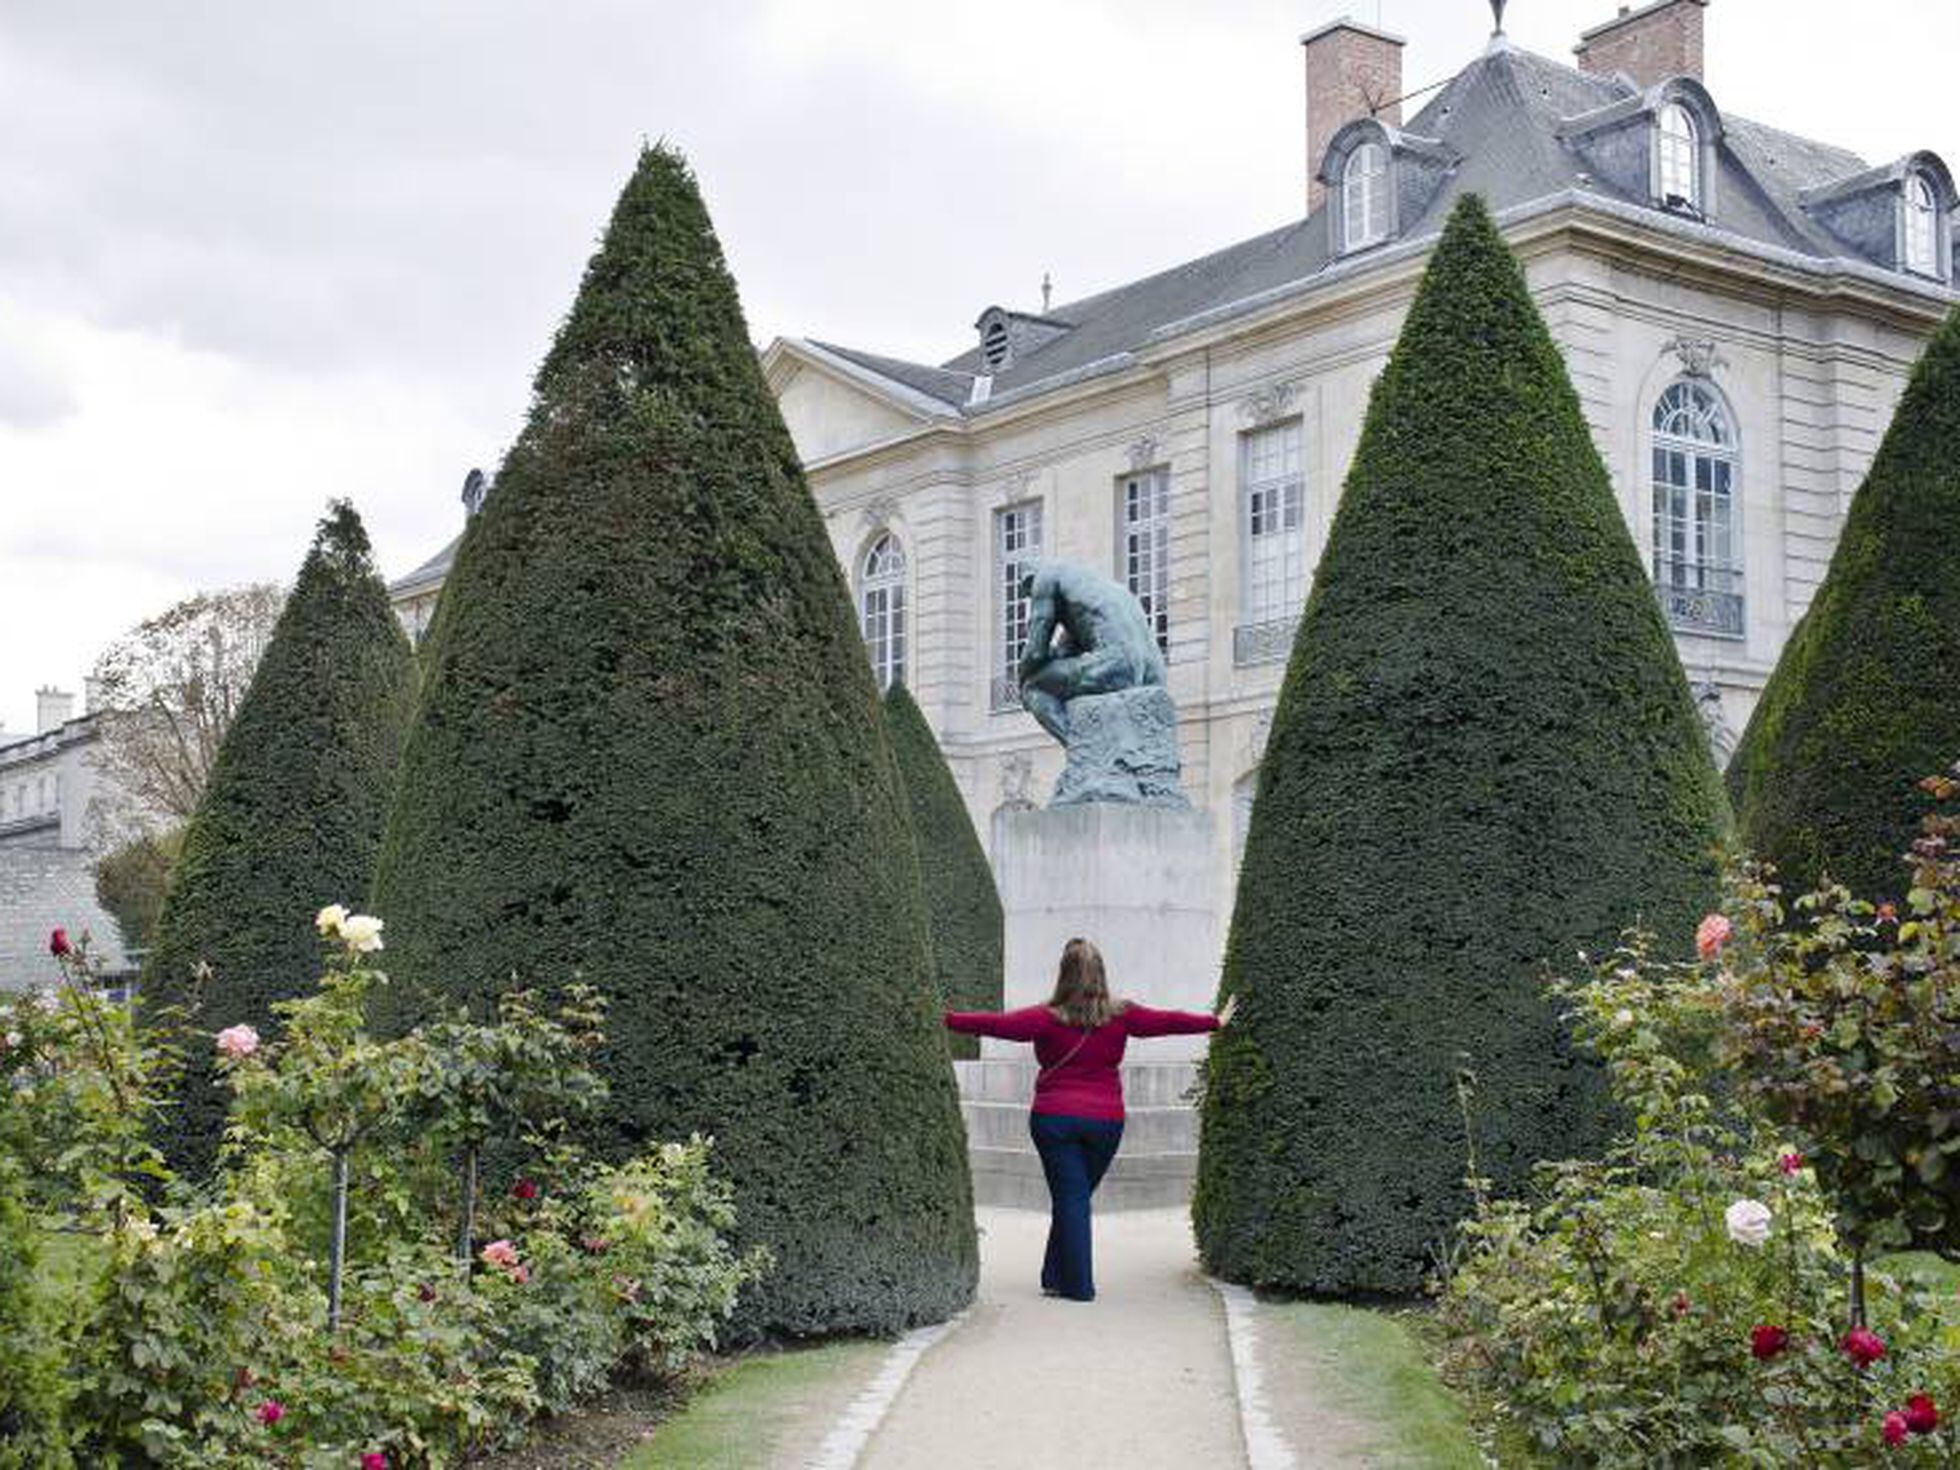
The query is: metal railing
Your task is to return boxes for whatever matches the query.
[989,675,1022,713]
[1655,564,1745,639]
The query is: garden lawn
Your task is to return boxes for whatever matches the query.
[1264,1302,1485,1468]
[616,1339,889,1469]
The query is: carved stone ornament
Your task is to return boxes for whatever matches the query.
[1239,382,1300,427]
[1691,674,1737,762]
[1668,337,1729,380]
[1249,708,1274,764]
[1126,435,1160,471]
[999,751,1036,811]
[998,467,1038,504]
[861,495,898,531]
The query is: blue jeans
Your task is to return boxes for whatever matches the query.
[1029,1112,1125,1301]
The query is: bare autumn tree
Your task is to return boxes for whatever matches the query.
[88,584,285,840]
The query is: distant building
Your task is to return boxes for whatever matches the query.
[387,469,489,645]
[0,686,106,851]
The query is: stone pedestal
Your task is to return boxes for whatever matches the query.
[994,803,1220,1058]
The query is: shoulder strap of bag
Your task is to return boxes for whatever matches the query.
[1040,1025,1095,1077]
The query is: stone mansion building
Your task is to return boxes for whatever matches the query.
[394,0,1957,925]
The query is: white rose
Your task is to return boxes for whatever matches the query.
[315,903,349,937]
[1611,1008,1636,1031]
[1725,1198,1773,1248]
[339,914,385,953]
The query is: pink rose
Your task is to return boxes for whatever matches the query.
[49,928,70,958]
[1696,913,1733,960]
[215,1024,260,1060]
[257,1400,284,1426]
[362,1454,389,1470]
[1883,1411,1908,1447]
[1779,1152,1804,1176]
[1845,1326,1887,1368]
[512,1264,530,1285]
[480,1239,519,1270]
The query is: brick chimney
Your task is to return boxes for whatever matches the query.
[36,686,74,733]
[1302,18,1405,213]
[1575,0,1709,87]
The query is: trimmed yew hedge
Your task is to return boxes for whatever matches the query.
[1193,195,1730,1295]
[369,146,977,1338]
[1728,307,1960,902]
[884,682,1003,1058]
[143,502,417,1176]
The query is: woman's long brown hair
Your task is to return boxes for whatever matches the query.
[1047,937,1123,1029]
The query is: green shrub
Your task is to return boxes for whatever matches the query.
[1442,909,1960,1465]
[370,145,976,1337]
[884,682,1003,1059]
[141,502,416,1177]
[1728,308,1960,903]
[94,826,183,956]
[1194,194,1730,1295]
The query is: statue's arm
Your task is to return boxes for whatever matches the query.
[1019,591,1056,680]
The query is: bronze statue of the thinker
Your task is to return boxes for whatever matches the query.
[1017,559,1169,744]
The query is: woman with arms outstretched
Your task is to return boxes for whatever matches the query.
[944,937,1236,1302]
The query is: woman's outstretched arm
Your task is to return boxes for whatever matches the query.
[944,1005,1050,1041]
[1119,1001,1222,1037]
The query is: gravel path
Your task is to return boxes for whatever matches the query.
[855,1207,1248,1469]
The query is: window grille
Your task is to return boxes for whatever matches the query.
[860,532,906,691]
[993,502,1044,709]
[1117,467,1171,652]
[1651,380,1743,638]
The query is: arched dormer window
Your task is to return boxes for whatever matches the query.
[1343,143,1390,253]
[860,532,906,690]
[1651,379,1742,638]
[1905,173,1941,278]
[1658,102,1700,211]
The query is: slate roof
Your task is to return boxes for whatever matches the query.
[389,532,462,599]
[809,41,1914,414]
[0,846,133,992]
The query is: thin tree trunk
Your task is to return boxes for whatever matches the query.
[328,1149,349,1333]
[456,1145,478,1267]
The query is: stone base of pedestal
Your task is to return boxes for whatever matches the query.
[954,1058,1201,1210]
[956,803,1221,1210]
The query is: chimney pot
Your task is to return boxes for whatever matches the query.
[35,686,74,733]
[1576,0,1709,88]
[1301,17,1406,214]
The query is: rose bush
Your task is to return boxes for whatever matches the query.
[1,911,763,1467]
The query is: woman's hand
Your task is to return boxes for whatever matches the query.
[1217,993,1239,1029]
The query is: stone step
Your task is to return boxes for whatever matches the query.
[959,1098,1198,1153]
[954,1058,1202,1108]
[967,1144,1196,1212]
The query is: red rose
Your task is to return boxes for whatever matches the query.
[1750,1324,1790,1361]
[1905,1394,1939,1435]
[1884,1411,1909,1447]
[1779,1152,1804,1176]
[48,928,70,957]
[1671,1291,1690,1318]
[1845,1327,1887,1368]
[362,1454,388,1470]
[418,1283,437,1303]
[512,1178,540,1202]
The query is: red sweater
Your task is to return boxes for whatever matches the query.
[944,1003,1220,1121]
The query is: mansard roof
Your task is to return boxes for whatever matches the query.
[811,42,1941,416]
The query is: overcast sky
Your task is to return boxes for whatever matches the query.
[1,0,1954,733]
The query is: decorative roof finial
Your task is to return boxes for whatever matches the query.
[1041,271,1053,314]
[1490,0,1508,34]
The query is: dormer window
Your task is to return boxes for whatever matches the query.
[1343,143,1390,252]
[1658,102,1699,210]
[982,317,1011,371]
[1905,173,1941,278]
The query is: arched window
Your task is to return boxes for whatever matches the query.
[1658,103,1699,210]
[1905,173,1941,278]
[860,533,906,690]
[1651,380,1742,637]
[1342,143,1390,252]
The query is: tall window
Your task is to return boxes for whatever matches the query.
[993,501,1044,709]
[1652,380,1742,637]
[1343,143,1390,252]
[1905,173,1941,278]
[860,533,906,691]
[1658,103,1699,209]
[1118,467,1171,652]
[1241,421,1306,632]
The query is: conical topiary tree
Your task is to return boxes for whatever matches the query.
[143,501,417,1176]
[1728,309,1960,903]
[883,682,1003,1059]
[369,146,977,1337]
[1194,195,1730,1295]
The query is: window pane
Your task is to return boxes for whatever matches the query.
[1242,422,1306,625]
